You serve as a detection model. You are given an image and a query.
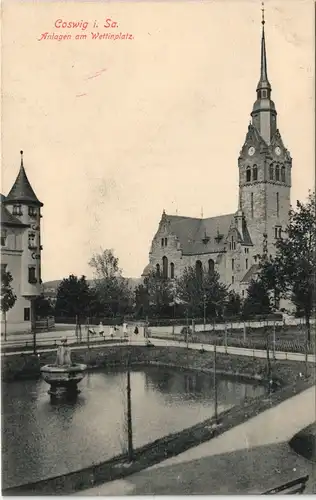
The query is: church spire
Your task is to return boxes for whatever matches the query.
[251,2,277,144]
[256,2,271,95]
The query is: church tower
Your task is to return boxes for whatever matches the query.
[238,4,292,258]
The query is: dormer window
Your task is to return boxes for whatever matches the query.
[215,231,223,243]
[13,204,22,216]
[28,206,37,217]
[261,90,267,98]
[202,231,210,244]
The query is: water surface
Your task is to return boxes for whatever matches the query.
[2,367,266,488]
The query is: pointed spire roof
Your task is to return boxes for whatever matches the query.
[256,2,271,92]
[4,151,43,207]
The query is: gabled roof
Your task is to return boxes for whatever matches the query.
[1,196,29,228]
[4,152,43,207]
[241,264,260,284]
[163,213,234,255]
[270,129,292,161]
[239,123,268,158]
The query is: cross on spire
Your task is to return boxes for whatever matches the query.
[261,1,265,25]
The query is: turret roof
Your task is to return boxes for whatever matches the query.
[4,151,43,207]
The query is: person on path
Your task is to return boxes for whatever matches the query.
[98,322,104,337]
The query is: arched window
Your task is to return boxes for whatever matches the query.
[269,164,274,180]
[253,165,258,181]
[156,263,160,276]
[162,256,168,279]
[170,262,175,279]
[195,260,203,281]
[208,259,214,275]
[246,167,251,182]
[281,166,285,182]
[275,164,280,181]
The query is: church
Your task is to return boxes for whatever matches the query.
[142,9,292,299]
[1,151,43,329]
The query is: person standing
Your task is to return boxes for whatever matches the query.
[98,321,104,337]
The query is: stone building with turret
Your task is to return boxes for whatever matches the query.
[1,151,43,329]
[142,11,292,300]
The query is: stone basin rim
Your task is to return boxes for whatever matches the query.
[40,363,87,373]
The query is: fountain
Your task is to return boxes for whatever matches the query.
[40,338,87,397]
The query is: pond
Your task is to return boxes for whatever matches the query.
[1,366,266,489]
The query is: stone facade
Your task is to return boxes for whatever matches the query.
[1,151,43,327]
[142,15,292,300]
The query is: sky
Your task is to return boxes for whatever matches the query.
[1,0,314,281]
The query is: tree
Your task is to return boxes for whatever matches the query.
[34,294,54,318]
[242,279,271,319]
[1,270,17,340]
[89,249,132,317]
[134,283,150,318]
[141,271,174,318]
[242,279,273,387]
[55,274,93,325]
[224,291,242,318]
[259,192,316,342]
[176,266,228,318]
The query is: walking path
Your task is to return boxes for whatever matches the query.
[2,336,315,364]
[75,385,316,495]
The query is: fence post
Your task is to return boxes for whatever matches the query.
[273,321,276,360]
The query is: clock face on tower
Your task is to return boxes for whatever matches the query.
[248,146,255,156]
[275,146,281,156]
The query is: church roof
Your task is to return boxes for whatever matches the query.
[4,151,43,207]
[141,263,154,277]
[240,264,260,284]
[165,213,234,255]
[0,195,28,228]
